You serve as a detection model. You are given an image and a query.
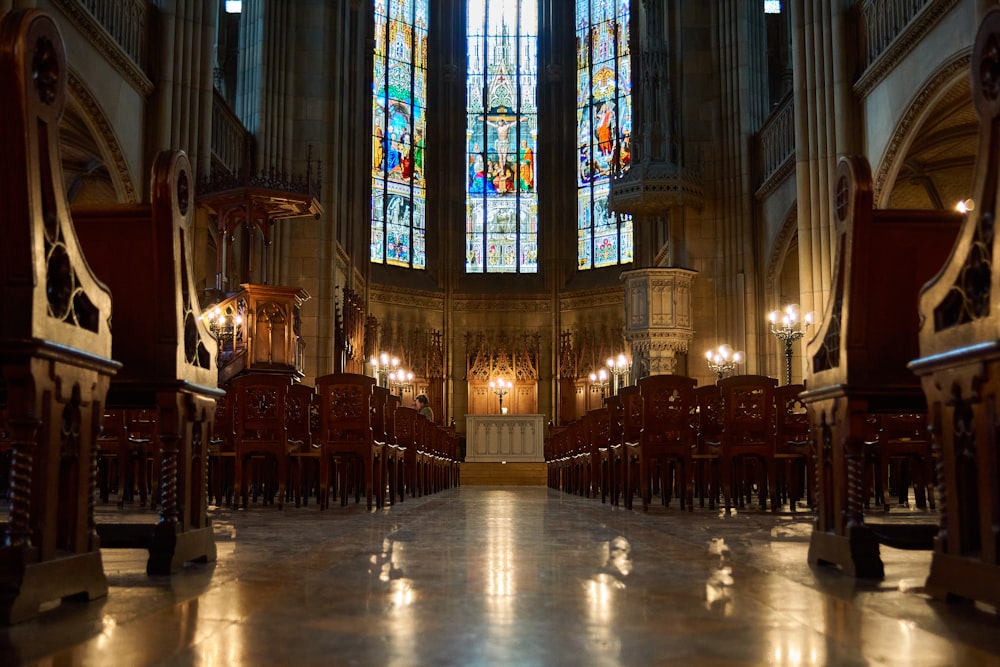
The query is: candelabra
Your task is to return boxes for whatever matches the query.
[589,368,609,401]
[489,377,512,414]
[203,305,242,357]
[606,353,631,395]
[388,368,414,397]
[705,344,743,380]
[768,304,814,385]
[369,352,399,388]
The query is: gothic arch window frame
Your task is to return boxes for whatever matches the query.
[464,0,539,274]
[576,0,633,271]
[371,0,429,270]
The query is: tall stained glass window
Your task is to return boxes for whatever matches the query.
[371,0,428,269]
[576,0,633,270]
[466,0,538,274]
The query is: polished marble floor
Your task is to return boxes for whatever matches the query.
[3,487,1000,666]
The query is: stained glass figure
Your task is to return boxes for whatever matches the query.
[466,0,538,273]
[372,0,428,269]
[576,0,633,270]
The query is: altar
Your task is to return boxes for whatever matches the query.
[465,414,546,463]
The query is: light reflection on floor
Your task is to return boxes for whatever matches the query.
[3,487,1000,666]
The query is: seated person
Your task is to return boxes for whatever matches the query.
[415,394,434,422]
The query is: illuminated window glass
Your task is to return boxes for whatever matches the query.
[764,1,781,13]
[466,0,538,274]
[576,0,632,270]
[372,0,428,269]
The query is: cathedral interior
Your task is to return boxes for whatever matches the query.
[3,0,1000,664]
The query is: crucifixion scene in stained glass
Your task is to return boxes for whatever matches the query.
[465,0,538,274]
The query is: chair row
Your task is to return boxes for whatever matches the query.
[546,374,933,515]
[197,372,459,512]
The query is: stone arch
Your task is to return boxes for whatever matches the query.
[873,50,974,209]
[763,203,804,381]
[765,203,799,302]
[64,72,137,204]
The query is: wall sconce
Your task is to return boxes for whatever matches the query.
[388,368,414,397]
[370,352,399,388]
[589,368,610,400]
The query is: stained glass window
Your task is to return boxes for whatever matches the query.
[371,0,428,269]
[576,0,633,270]
[466,0,538,274]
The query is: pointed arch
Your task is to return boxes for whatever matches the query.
[873,50,973,208]
[65,72,137,204]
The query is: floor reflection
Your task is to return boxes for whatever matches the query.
[705,537,734,613]
[485,492,516,624]
[5,487,1000,666]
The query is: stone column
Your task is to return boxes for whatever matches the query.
[622,268,696,377]
[150,0,216,177]
[790,1,858,319]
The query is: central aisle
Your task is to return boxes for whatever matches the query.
[8,487,1000,666]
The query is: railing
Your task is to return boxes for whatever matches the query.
[78,0,147,68]
[860,0,932,69]
[211,89,251,177]
[757,91,794,190]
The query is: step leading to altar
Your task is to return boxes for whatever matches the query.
[460,462,547,486]
[463,414,547,485]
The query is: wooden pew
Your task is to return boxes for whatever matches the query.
[286,381,318,506]
[314,373,380,509]
[72,150,222,574]
[633,374,697,511]
[229,373,294,509]
[619,385,642,510]
[0,9,121,623]
[908,7,1000,607]
[801,155,961,577]
[773,384,813,511]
